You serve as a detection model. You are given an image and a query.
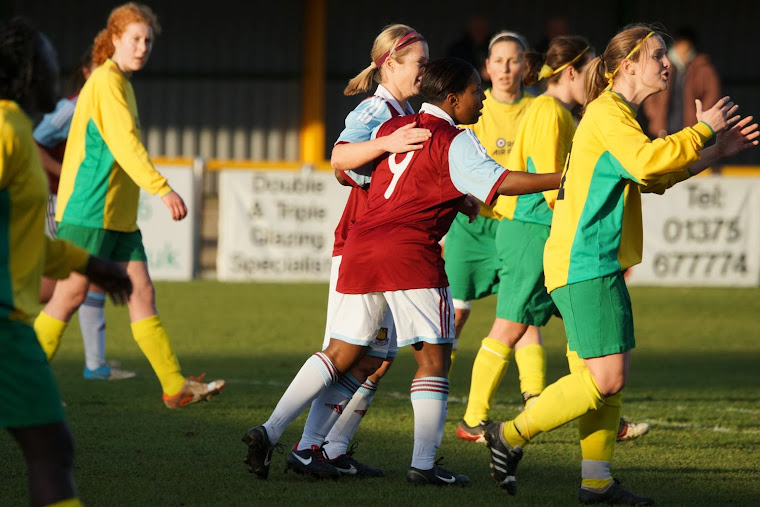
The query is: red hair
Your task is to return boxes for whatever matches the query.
[92,3,160,66]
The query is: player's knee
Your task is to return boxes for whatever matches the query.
[596,375,626,397]
[131,281,156,307]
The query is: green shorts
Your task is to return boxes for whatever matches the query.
[495,219,556,326]
[0,321,65,428]
[57,223,147,262]
[550,272,635,359]
[444,214,500,301]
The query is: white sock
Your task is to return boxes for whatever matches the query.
[79,292,106,371]
[263,352,339,444]
[410,377,449,470]
[299,373,362,450]
[323,378,378,458]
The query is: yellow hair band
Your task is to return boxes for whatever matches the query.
[604,31,655,90]
[538,46,591,80]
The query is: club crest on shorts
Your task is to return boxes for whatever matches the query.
[372,327,389,347]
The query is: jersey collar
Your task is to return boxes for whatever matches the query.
[374,84,414,116]
[419,103,456,126]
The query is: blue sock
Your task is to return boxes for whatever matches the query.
[410,377,449,470]
[79,291,106,371]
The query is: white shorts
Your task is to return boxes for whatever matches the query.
[324,256,397,358]
[330,286,455,350]
[44,195,57,239]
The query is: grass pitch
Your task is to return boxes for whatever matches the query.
[1,282,759,506]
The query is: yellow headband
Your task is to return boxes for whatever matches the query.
[537,46,591,80]
[604,31,655,90]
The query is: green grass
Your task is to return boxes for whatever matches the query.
[1,282,759,506]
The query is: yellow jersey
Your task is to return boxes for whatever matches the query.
[463,88,534,218]
[56,59,172,232]
[493,95,575,224]
[544,91,712,292]
[0,101,90,324]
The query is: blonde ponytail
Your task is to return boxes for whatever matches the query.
[584,24,664,110]
[343,23,424,96]
[584,56,609,107]
[344,62,378,96]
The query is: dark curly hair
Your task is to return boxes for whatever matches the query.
[420,57,477,104]
[0,17,38,103]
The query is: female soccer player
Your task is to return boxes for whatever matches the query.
[444,32,535,374]
[248,24,431,479]
[243,57,562,486]
[33,2,224,408]
[459,36,594,443]
[33,46,135,381]
[485,24,758,503]
[0,17,132,506]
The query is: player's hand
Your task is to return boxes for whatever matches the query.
[458,194,481,223]
[382,122,431,153]
[85,256,132,305]
[716,114,760,159]
[161,191,187,221]
[696,96,734,133]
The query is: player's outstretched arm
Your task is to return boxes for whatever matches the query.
[695,96,734,135]
[84,256,132,305]
[497,171,562,196]
[331,122,431,171]
[689,114,759,177]
[161,190,188,221]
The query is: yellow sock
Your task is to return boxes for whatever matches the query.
[463,337,513,427]
[515,343,546,399]
[34,311,67,360]
[131,315,185,395]
[579,391,621,489]
[45,498,83,507]
[505,369,605,448]
[566,346,586,374]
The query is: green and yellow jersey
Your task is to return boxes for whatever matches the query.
[0,100,90,324]
[56,59,172,232]
[494,95,575,224]
[463,88,534,218]
[544,91,712,292]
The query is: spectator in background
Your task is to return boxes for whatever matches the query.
[448,14,492,86]
[642,27,721,139]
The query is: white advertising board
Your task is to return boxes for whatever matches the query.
[626,177,760,287]
[137,165,196,280]
[217,169,349,282]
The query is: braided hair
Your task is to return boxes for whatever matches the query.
[0,17,38,103]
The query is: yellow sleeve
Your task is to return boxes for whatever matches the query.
[524,104,567,209]
[0,120,18,188]
[599,104,712,182]
[640,168,692,195]
[97,71,172,197]
[42,237,91,279]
